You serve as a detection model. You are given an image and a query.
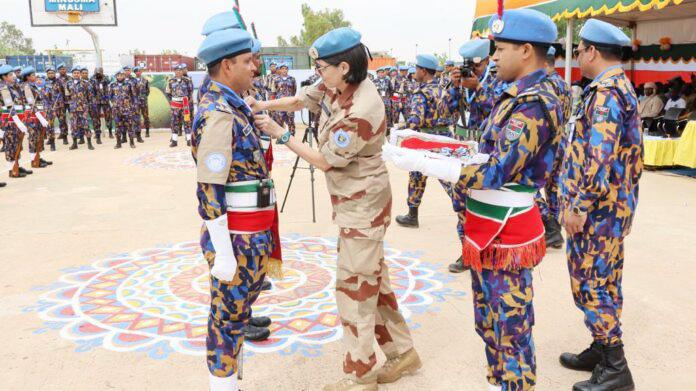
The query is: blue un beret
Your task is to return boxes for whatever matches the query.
[436,65,444,72]
[45,65,55,72]
[133,66,141,71]
[580,18,631,47]
[309,27,362,60]
[489,9,557,45]
[415,54,438,71]
[0,64,15,76]
[547,46,556,57]
[389,66,397,72]
[71,65,81,72]
[201,11,242,36]
[459,39,491,62]
[445,60,455,66]
[57,63,66,69]
[408,67,416,74]
[13,66,21,72]
[21,66,36,77]
[123,65,132,71]
[399,65,409,71]
[198,28,253,65]
[251,38,262,54]
[80,67,88,72]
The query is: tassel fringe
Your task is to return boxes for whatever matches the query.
[463,238,546,272]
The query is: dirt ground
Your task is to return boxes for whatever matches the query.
[1,129,695,390]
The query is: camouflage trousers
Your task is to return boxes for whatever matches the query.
[336,226,414,381]
[114,111,135,139]
[44,109,56,141]
[89,105,101,133]
[406,171,453,208]
[69,110,91,138]
[26,120,44,154]
[3,124,21,163]
[139,101,150,130]
[131,111,141,135]
[567,234,624,346]
[471,268,536,390]
[277,111,295,135]
[55,105,69,137]
[203,247,269,377]
[170,108,190,135]
[391,102,407,125]
[381,98,393,129]
[98,103,113,130]
[534,178,560,221]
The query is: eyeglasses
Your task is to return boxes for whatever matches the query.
[315,63,333,74]
[573,47,591,58]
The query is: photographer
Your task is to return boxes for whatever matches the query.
[248,27,421,391]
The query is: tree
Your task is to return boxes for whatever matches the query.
[434,52,448,65]
[277,3,351,48]
[0,22,35,56]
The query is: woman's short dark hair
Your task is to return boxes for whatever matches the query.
[580,39,623,61]
[321,43,368,85]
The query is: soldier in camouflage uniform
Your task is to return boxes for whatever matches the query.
[558,19,641,391]
[166,66,193,147]
[394,54,455,229]
[374,66,394,129]
[1,64,32,179]
[42,66,58,151]
[56,63,71,144]
[90,68,113,140]
[390,66,410,125]
[193,25,281,391]
[271,64,297,134]
[109,69,138,149]
[123,66,144,144]
[65,66,94,150]
[134,66,151,137]
[386,10,563,390]
[251,27,420,391]
[181,64,195,128]
[81,67,102,144]
[20,66,53,168]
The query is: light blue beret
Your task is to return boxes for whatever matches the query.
[445,60,455,66]
[13,66,21,72]
[436,65,444,72]
[489,8,557,45]
[408,67,416,74]
[133,66,141,71]
[459,39,491,62]
[579,18,631,47]
[251,38,262,54]
[389,66,397,72]
[57,63,66,69]
[399,65,409,71]
[198,28,253,65]
[415,54,438,71]
[547,46,556,57]
[201,11,242,36]
[80,67,88,72]
[309,27,362,60]
[20,66,36,77]
[45,65,55,72]
[0,64,13,76]
[123,65,132,70]
[71,65,81,72]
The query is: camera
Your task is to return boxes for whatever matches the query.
[459,59,475,78]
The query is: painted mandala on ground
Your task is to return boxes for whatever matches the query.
[25,235,463,360]
[125,146,296,171]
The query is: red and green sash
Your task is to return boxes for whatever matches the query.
[463,184,546,271]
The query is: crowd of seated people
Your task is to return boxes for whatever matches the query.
[637,74,696,137]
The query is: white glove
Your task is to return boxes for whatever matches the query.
[12,115,28,134]
[383,144,463,183]
[205,215,238,282]
[35,112,49,127]
[0,129,5,138]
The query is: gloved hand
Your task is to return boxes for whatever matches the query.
[382,144,490,183]
[204,215,238,282]
[13,116,28,134]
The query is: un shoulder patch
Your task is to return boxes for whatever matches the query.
[204,152,227,173]
[334,129,351,148]
[594,106,610,123]
[505,118,526,141]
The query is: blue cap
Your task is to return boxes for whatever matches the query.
[251,38,262,54]
[57,62,66,69]
[179,63,188,69]
[80,67,88,72]
[201,11,243,36]
[389,66,397,72]
[0,64,14,76]
[489,8,557,45]
[415,54,438,71]
[46,65,55,72]
[445,60,455,66]
[399,65,409,71]
[198,28,253,65]
[408,67,416,74]
[115,68,124,76]
[579,18,631,47]
[547,46,556,57]
[20,66,36,77]
[123,65,132,71]
[71,65,81,72]
[459,39,491,62]
[279,63,288,69]
[436,65,444,72]
[133,66,141,71]
[13,66,21,72]
[309,27,362,60]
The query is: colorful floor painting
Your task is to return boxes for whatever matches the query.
[125,146,296,171]
[24,235,463,361]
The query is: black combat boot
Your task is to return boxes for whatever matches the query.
[69,137,78,150]
[108,129,114,139]
[95,132,102,145]
[261,280,272,291]
[136,132,144,143]
[448,256,470,273]
[0,182,5,187]
[40,158,53,166]
[242,324,270,342]
[78,136,85,144]
[49,138,56,151]
[114,136,122,149]
[62,134,69,145]
[87,137,95,150]
[560,341,603,371]
[169,139,177,148]
[186,139,191,147]
[543,215,564,249]
[177,128,182,136]
[145,128,150,137]
[573,344,634,391]
[395,207,419,228]
[19,167,33,175]
[129,136,136,149]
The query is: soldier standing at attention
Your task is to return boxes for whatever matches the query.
[1,64,32,179]
[374,66,394,129]
[43,66,58,151]
[166,66,193,147]
[109,69,138,149]
[385,9,563,389]
[20,66,53,168]
[56,63,71,145]
[81,67,102,144]
[558,19,641,391]
[134,67,151,138]
[250,27,421,391]
[91,68,113,140]
[271,64,297,134]
[66,66,94,150]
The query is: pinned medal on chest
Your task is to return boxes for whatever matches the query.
[384,128,486,166]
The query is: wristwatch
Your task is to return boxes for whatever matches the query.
[276,130,292,145]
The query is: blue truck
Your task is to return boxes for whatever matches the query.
[4,55,73,73]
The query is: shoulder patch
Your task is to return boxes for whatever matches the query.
[204,153,227,173]
[333,129,351,148]
[593,106,610,122]
[505,118,526,141]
